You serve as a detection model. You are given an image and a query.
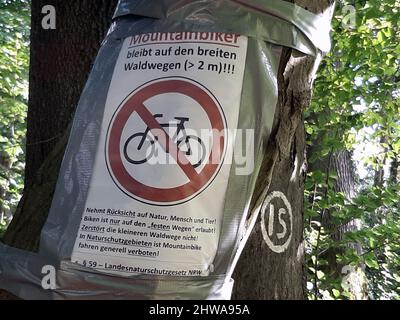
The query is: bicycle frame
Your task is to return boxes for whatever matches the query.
[137,114,189,150]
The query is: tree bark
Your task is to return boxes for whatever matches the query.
[389,152,398,185]
[2,0,118,250]
[308,146,367,299]
[0,0,117,298]
[232,0,335,300]
[24,0,118,187]
[1,0,335,300]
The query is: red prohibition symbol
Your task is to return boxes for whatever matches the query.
[106,77,226,205]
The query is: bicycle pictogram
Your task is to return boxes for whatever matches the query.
[106,78,226,205]
[123,113,206,168]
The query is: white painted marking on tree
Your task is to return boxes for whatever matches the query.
[260,191,293,253]
[268,204,274,237]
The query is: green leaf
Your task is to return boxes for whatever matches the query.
[332,289,341,298]
[365,252,379,270]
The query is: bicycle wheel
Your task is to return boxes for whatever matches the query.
[123,133,155,164]
[177,136,206,169]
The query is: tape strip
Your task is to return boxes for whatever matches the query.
[112,0,333,54]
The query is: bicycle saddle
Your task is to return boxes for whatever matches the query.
[174,116,189,121]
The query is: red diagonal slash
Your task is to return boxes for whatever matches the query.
[107,79,226,204]
[135,102,199,181]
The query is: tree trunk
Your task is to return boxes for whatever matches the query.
[0,1,117,298]
[2,0,118,250]
[24,0,118,187]
[308,146,367,299]
[389,152,398,185]
[1,0,335,299]
[326,151,367,300]
[232,0,335,300]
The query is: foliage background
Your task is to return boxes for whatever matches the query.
[305,0,400,300]
[0,0,398,299]
[0,0,30,236]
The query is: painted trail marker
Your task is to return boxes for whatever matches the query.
[261,191,293,253]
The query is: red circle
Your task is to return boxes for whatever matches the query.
[106,79,226,204]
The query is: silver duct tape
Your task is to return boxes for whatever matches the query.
[0,249,232,299]
[54,260,234,300]
[113,0,333,54]
[0,1,331,299]
[0,243,53,300]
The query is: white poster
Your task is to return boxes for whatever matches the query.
[71,32,248,277]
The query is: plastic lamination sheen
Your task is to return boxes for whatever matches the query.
[0,0,332,300]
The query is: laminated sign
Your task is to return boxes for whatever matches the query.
[0,0,332,300]
[71,32,249,277]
